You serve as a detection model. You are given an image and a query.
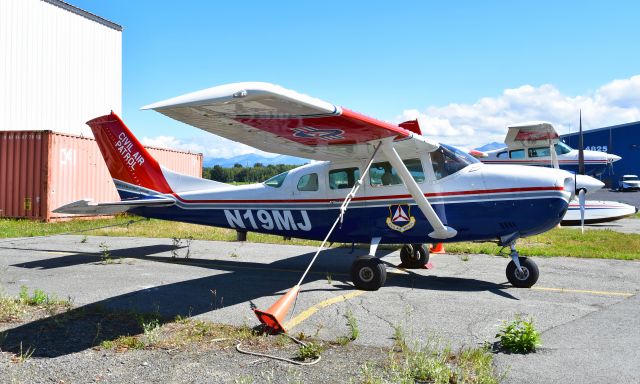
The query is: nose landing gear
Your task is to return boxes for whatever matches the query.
[505,244,539,288]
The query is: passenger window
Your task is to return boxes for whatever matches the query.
[329,167,360,189]
[496,151,508,158]
[369,159,424,186]
[509,149,525,159]
[528,147,550,158]
[297,173,319,191]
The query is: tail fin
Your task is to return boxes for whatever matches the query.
[87,112,173,195]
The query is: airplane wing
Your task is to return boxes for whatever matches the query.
[143,82,439,161]
[53,198,175,215]
[504,122,559,147]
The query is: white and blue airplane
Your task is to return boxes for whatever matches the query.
[56,83,577,294]
[480,122,620,177]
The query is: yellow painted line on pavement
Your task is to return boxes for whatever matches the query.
[284,290,367,331]
[532,286,634,297]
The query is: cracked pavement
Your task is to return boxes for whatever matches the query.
[0,235,638,383]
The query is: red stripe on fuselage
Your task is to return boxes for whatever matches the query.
[170,186,564,204]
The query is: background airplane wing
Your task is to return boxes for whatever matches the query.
[504,122,559,147]
[143,82,439,161]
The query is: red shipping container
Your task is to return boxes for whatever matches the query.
[0,130,203,221]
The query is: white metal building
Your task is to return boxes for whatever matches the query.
[0,0,122,136]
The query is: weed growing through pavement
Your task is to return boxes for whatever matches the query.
[495,314,540,353]
[99,242,112,264]
[459,254,470,262]
[11,342,34,363]
[337,309,359,345]
[229,251,239,258]
[295,341,324,361]
[80,235,88,243]
[172,236,194,259]
[326,272,333,284]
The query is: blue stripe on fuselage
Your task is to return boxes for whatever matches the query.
[128,195,568,244]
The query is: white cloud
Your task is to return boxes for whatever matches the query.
[397,75,640,148]
[140,135,278,159]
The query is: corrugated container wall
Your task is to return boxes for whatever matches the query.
[0,131,203,221]
[0,0,122,137]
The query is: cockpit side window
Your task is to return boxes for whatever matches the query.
[297,173,319,191]
[528,147,551,158]
[369,159,424,186]
[429,144,478,180]
[496,151,508,158]
[329,167,360,189]
[509,149,525,159]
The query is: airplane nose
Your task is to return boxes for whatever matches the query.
[575,174,604,193]
[608,154,621,163]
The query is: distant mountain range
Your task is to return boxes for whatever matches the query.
[475,142,505,152]
[203,153,310,168]
[203,142,505,167]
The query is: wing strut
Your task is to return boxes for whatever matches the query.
[380,140,457,239]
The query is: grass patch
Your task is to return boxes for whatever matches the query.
[495,315,540,354]
[2,215,640,259]
[1,286,72,322]
[361,343,499,383]
[446,227,640,260]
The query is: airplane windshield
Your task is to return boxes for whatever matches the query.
[555,142,572,155]
[264,171,289,188]
[430,144,479,180]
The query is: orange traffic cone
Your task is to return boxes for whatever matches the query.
[254,285,301,334]
[429,243,446,254]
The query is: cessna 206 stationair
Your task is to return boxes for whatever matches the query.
[56,83,577,291]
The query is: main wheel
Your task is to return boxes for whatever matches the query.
[400,244,429,268]
[351,257,387,291]
[506,257,539,288]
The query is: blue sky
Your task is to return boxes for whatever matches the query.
[72,0,640,157]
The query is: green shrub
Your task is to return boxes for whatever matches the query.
[496,315,540,353]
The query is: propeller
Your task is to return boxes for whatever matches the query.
[577,110,586,232]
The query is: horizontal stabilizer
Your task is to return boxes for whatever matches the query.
[54,198,175,215]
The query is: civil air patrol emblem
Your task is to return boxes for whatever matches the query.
[386,204,416,232]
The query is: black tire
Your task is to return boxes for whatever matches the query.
[399,244,429,269]
[506,257,539,288]
[351,257,387,291]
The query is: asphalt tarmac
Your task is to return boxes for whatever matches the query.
[0,235,638,383]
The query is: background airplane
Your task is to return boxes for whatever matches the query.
[480,122,620,177]
[56,83,576,297]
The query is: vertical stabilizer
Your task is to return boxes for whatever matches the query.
[87,112,173,194]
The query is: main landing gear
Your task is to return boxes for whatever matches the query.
[399,244,429,269]
[505,244,539,288]
[351,241,432,291]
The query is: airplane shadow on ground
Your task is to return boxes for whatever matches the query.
[1,243,515,357]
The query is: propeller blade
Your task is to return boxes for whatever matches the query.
[578,188,586,234]
[578,110,585,175]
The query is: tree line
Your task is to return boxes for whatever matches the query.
[203,163,301,183]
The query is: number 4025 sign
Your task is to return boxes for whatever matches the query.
[585,145,608,152]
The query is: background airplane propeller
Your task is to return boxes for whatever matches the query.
[577,110,586,233]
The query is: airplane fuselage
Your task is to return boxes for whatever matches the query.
[123,157,573,245]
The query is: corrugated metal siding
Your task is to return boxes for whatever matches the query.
[561,121,640,186]
[0,131,49,219]
[0,131,203,221]
[0,0,122,136]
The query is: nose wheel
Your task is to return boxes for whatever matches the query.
[506,245,539,288]
[351,257,387,291]
[399,244,429,269]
